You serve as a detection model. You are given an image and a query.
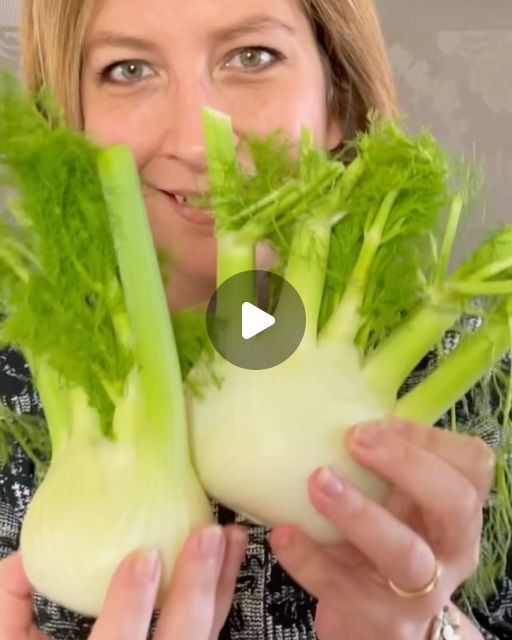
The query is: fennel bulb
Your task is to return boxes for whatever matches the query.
[190,340,390,542]
[0,73,212,616]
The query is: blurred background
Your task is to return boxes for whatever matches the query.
[1,0,511,252]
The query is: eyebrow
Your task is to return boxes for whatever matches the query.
[85,14,295,55]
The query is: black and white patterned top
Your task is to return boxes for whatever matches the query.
[1,344,512,640]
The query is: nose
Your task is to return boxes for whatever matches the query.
[158,80,238,171]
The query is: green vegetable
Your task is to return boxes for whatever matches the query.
[187,109,512,609]
[0,72,212,616]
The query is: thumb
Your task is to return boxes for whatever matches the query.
[0,552,48,639]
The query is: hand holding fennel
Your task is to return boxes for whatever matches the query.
[0,526,248,640]
[0,73,510,627]
[270,420,493,640]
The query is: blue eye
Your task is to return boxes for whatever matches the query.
[225,47,282,71]
[102,60,154,84]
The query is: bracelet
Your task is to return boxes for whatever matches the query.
[429,605,462,639]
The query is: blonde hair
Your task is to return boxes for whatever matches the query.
[21,1,97,128]
[21,0,399,136]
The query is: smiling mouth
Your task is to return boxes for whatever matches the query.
[160,190,214,227]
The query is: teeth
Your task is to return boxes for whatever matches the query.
[175,194,188,205]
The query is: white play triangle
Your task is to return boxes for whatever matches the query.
[241,301,275,340]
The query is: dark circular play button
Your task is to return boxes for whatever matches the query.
[206,270,306,370]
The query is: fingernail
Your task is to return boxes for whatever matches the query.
[132,549,160,584]
[318,466,344,498]
[353,423,382,447]
[198,525,223,557]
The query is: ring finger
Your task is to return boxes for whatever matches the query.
[309,466,438,594]
[345,424,483,553]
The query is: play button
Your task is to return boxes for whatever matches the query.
[242,302,275,340]
[206,270,306,369]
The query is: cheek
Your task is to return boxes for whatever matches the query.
[227,77,329,147]
[272,91,328,144]
[81,84,165,166]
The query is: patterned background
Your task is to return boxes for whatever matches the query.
[0,0,511,254]
[375,0,512,258]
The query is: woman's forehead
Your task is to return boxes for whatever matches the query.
[88,0,306,39]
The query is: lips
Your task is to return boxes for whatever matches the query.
[160,190,214,227]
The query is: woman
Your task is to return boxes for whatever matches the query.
[0,0,509,638]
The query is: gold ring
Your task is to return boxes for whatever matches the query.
[388,559,442,599]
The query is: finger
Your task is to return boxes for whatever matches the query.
[209,525,248,640]
[154,525,225,640]
[89,549,161,640]
[308,466,438,595]
[345,423,483,553]
[315,604,349,640]
[372,419,496,502]
[269,524,347,602]
[0,552,48,640]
